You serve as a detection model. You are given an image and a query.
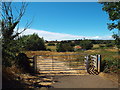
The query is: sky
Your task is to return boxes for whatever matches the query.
[12,2,115,41]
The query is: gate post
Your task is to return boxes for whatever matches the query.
[85,55,89,71]
[33,55,37,74]
[97,55,101,73]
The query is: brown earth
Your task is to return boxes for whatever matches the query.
[52,75,119,88]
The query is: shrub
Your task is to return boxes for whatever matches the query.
[47,48,51,51]
[57,42,74,52]
[47,43,55,46]
[17,53,33,73]
[102,58,118,73]
[79,40,93,50]
[18,34,46,51]
[106,43,114,47]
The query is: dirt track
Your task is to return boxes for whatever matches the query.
[52,75,118,88]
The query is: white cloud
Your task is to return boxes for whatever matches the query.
[20,28,113,41]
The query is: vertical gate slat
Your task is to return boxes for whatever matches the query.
[33,55,37,74]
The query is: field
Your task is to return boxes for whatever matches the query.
[25,51,78,57]
[45,44,116,51]
[46,46,56,51]
[93,44,106,49]
[24,48,119,73]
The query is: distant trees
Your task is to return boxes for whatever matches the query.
[56,39,116,51]
[18,33,46,51]
[79,40,93,50]
[106,43,114,47]
[47,43,55,46]
[105,40,115,47]
[91,40,114,44]
[57,42,74,52]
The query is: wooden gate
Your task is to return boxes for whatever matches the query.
[33,54,88,75]
[32,54,101,75]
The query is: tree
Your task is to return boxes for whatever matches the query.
[1,2,30,66]
[79,40,93,50]
[57,42,74,52]
[18,34,46,51]
[100,2,120,48]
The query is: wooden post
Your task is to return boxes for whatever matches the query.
[85,55,89,71]
[33,55,37,74]
[97,55,101,72]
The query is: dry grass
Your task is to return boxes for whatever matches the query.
[93,44,100,48]
[104,49,118,52]
[46,46,56,51]
[93,44,106,49]
[3,65,54,88]
[25,51,78,57]
[99,72,118,84]
[84,50,100,53]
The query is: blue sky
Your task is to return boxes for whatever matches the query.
[13,2,114,41]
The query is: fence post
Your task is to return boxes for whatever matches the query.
[33,55,37,74]
[97,55,101,73]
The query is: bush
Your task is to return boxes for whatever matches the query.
[47,48,51,51]
[17,53,33,73]
[99,44,105,49]
[79,40,93,50]
[57,42,74,52]
[18,34,46,51]
[47,43,55,46]
[106,43,114,47]
[102,58,118,73]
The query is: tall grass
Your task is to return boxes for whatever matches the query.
[84,49,119,73]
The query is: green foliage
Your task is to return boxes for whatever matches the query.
[79,40,93,50]
[101,2,120,30]
[57,42,74,52]
[2,40,20,67]
[112,34,120,48]
[46,48,52,51]
[91,40,115,44]
[99,44,106,49]
[105,43,114,47]
[1,2,29,67]
[18,33,46,51]
[16,53,33,73]
[102,58,118,73]
[47,43,55,46]
[100,2,120,49]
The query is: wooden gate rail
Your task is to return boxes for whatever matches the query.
[33,54,88,74]
[31,54,101,75]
